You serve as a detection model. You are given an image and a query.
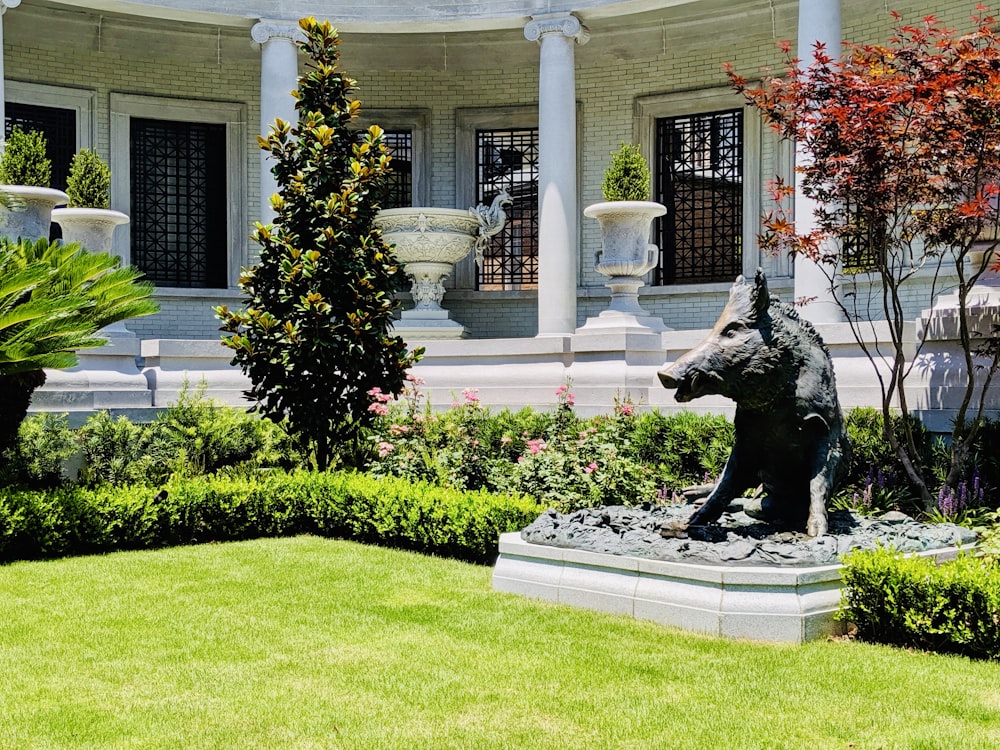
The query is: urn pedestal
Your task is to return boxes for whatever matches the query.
[578,200,669,334]
[374,208,485,339]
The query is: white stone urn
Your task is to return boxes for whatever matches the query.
[52,207,129,254]
[53,207,134,338]
[581,200,668,332]
[0,185,68,243]
[375,196,509,339]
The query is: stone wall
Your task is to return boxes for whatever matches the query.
[3,0,977,339]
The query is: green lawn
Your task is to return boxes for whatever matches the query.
[0,537,997,749]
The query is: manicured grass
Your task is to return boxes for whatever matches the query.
[1,537,997,749]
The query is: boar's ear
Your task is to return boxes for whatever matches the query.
[749,267,769,320]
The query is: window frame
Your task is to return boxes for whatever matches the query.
[356,108,431,207]
[455,105,539,292]
[5,81,94,153]
[109,93,246,290]
[636,88,764,289]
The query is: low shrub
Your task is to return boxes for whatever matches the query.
[77,411,173,487]
[838,546,1000,661]
[0,413,77,488]
[625,409,733,488]
[149,381,303,476]
[0,470,544,566]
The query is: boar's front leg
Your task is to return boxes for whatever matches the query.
[687,436,754,527]
[805,425,842,537]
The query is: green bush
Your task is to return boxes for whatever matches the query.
[0,470,544,565]
[0,127,51,187]
[838,546,1000,660]
[65,148,111,209]
[601,142,651,202]
[148,381,305,477]
[625,410,733,488]
[0,413,77,488]
[77,411,172,487]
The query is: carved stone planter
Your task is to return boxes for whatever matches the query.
[580,200,668,333]
[375,200,508,339]
[0,186,68,243]
[53,207,135,338]
[52,207,129,254]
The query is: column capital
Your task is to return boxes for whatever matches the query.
[524,13,589,45]
[251,19,306,46]
[1,0,22,15]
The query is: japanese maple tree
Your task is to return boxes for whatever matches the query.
[727,6,1000,509]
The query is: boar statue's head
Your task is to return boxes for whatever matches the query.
[657,269,777,404]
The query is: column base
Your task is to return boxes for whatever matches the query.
[576,308,669,335]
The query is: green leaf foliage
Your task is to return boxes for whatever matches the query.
[839,546,1000,660]
[0,237,158,451]
[217,17,419,470]
[0,412,77,489]
[65,149,111,209]
[0,471,543,565]
[0,238,158,376]
[601,142,651,202]
[0,127,51,187]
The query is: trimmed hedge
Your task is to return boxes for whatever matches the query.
[839,547,1000,661]
[0,470,544,566]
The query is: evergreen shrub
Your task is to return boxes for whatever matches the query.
[601,142,651,202]
[0,470,543,565]
[839,546,1000,661]
[65,149,111,209]
[0,413,77,488]
[0,127,51,187]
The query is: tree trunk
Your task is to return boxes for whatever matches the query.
[0,370,47,453]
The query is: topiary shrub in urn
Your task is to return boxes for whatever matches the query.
[581,143,667,331]
[0,127,68,243]
[52,149,130,255]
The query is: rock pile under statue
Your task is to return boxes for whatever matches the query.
[520,503,977,567]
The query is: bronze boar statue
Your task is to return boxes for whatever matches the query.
[657,269,850,537]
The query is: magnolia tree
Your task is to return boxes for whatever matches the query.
[217,17,419,471]
[727,8,1000,509]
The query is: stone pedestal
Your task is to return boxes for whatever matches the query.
[493,532,966,643]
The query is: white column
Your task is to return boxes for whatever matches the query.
[794,0,843,324]
[525,14,589,337]
[251,20,303,225]
[0,0,22,131]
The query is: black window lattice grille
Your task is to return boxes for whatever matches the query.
[841,200,882,273]
[475,128,538,290]
[5,102,76,192]
[381,130,412,209]
[130,118,227,288]
[655,110,743,285]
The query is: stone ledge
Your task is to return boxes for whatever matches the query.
[492,532,965,643]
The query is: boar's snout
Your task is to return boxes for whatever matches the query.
[657,367,680,390]
[658,357,720,403]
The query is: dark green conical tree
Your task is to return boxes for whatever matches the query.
[217,17,419,471]
[0,237,158,452]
